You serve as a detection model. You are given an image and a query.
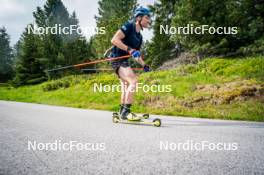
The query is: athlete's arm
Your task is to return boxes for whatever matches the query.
[135,56,150,72]
[111,30,130,52]
[135,56,145,67]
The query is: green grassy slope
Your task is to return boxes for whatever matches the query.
[0,57,263,121]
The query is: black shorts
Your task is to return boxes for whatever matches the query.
[111,58,130,77]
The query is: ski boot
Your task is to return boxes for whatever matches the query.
[120,104,140,121]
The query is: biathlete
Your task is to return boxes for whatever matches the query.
[110,6,151,121]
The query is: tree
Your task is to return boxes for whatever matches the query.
[32,0,91,68]
[170,0,264,56]
[30,0,94,78]
[145,0,178,69]
[0,27,13,82]
[13,25,46,85]
[33,0,70,68]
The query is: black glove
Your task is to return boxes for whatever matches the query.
[143,65,151,72]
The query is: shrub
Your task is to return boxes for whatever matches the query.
[42,80,70,91]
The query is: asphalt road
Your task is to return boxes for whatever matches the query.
[0,100,264,175]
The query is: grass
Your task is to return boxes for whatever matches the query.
[0,56,263,121]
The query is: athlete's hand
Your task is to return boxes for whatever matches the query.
[129,49,141,59]
[143,65,151,72]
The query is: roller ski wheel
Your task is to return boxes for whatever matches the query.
[112,113,119,123]
[153,118,161,127]
[142,114,149,119]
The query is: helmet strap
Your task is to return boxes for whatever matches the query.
[139,16,143,30]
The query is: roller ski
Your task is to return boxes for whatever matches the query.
[112,104,161,127]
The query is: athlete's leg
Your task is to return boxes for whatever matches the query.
[118,66,137,104]
[119,78,128,104]
[117,66,140,120]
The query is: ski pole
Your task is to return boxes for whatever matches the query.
[73,55,130,68]
[46,55,131,72]
[81,67,143,71]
